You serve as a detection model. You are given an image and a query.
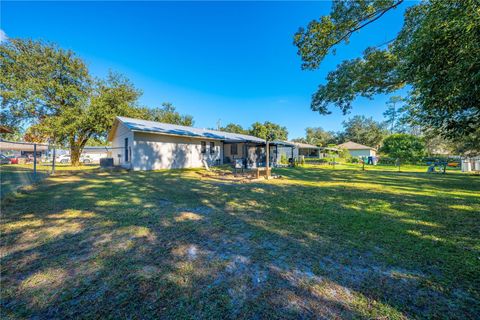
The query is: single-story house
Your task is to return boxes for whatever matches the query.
[319,147,340,158]
[108,116,285,170]
[337,141,377,157]
[295,142,322,158]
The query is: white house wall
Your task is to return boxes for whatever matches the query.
[348,149,376,157]
[81,151,108,163]
[223,143,246,163]
[111,121,134,168]
[132,132,223,170]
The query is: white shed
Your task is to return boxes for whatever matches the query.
[337,141,377,157]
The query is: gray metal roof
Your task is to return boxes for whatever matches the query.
[337,141,377,151]
[116,117,266,144]
[272,140,296,147]
[293,142,321,149]
[272,140,321,149]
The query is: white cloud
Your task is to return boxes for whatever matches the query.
[0,29,8,43]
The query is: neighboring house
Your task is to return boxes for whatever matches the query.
[0,140,49,158]
[108,116,280,170]
[271,141,323,162]
[295,142,322,158]
[49,147,109,164]
[337,141,377,157]
[82,146,109,163]
[319,147,340,159]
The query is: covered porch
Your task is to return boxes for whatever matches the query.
[223,140,294,169]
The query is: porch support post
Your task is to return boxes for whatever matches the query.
[223,142,228,164]
[243,143,247,169]
[275,144,278,165]
[266,141,270,177]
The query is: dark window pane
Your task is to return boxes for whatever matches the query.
[210,142,215,154]
[124,138,129,162]
[201,141,206,154]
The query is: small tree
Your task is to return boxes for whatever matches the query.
[380,134,425,171]
[383,96,405,133]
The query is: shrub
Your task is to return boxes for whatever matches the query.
[380,134,426,168]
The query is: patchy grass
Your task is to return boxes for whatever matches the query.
[1,165,479,319]
[0,164,99,198]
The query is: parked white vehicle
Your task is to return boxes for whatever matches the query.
[56,154,92,164]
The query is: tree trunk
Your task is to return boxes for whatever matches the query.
[70,145,81,166]
[70,135,89,167]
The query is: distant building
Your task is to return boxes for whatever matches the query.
[0,140,49,157]
[275,141,322,161]
[82,146,109,163]
[337,141,377,158]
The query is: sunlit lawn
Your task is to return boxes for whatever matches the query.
[1,164,479,319]
[0,164,99,198]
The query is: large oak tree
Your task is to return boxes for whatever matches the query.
[294,0,480,153]
[1,39,145,165]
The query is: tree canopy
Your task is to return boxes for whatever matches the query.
[143,102,194,127]
[383,96,406,133]
[341,115,387,148]
[292,127,335,146]
[380,134,425,164]
[249,121,288,141]
[1,39,142,165]
[294,0,480,147]
[218,123,248,135]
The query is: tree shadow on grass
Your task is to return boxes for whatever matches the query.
[1,167,479,319]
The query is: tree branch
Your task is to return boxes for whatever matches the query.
[331,1,404,49]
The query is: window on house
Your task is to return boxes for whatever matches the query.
[201,141,206,154]
[231,143,238,155]
[124,138,129,162]
[210,142,215,154]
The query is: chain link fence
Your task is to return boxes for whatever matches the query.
[0,140,123,198]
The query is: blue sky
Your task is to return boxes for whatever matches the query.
[1,1,412,139]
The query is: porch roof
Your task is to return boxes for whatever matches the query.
[0,140,49,152]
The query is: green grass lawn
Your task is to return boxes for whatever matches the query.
[1,165,479,319]
[0,164,99,198]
